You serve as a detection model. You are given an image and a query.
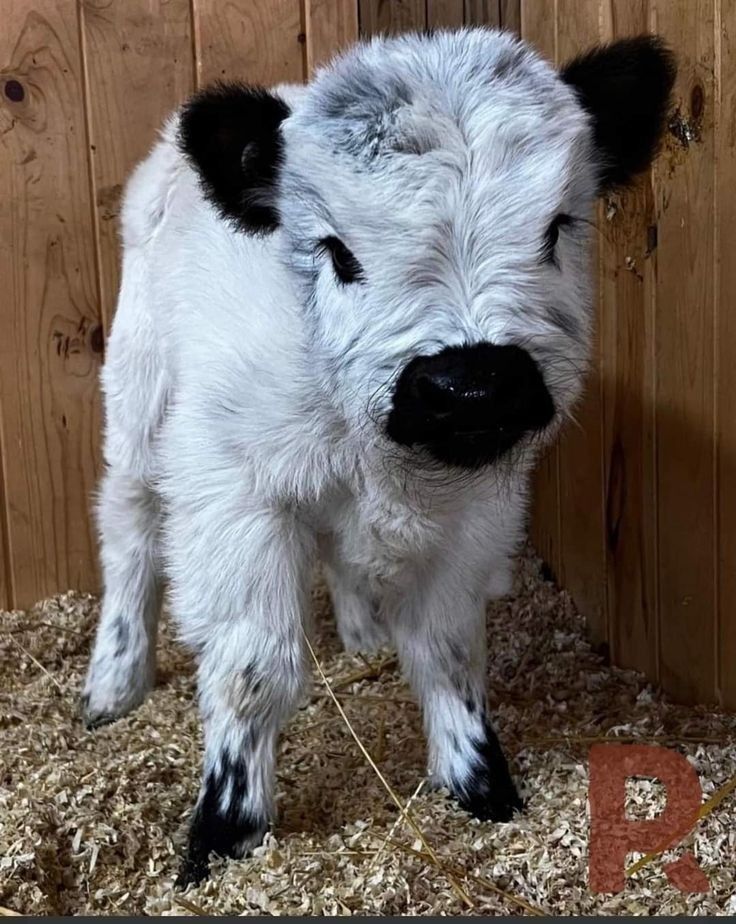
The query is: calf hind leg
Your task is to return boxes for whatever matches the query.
[323,558,387,654]
[82,470,162,727]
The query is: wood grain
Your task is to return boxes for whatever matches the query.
[653,0,717,704]
[80,0,194,331]
[598,1,658,678]
[715,0,736,710]
[0,410,11,608]
[520,0,559,578]
[464,0,500,27]
[427,0,464,28]
[555,0,607,647]
[499,0,521,34]
[359,0,426,35]
[520,0,556,61]
[193,0,305,86]
[306,0,359,73]
[0,1,103,606]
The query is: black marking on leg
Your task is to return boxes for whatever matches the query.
[177,751,267,888]
[451,717,523,823]
[464,696,476,714]
[238,663,262,698]
[113,616,129,657]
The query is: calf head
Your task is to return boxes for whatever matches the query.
[180,30,675,469]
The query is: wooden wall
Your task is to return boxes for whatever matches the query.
[1,1,733,710]
[523,0,736,712]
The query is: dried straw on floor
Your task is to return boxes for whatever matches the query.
[1,549,734,916]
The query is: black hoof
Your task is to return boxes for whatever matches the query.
[451,716,523,823]
[176,852,210,890]
[176,807,268,889]
[177,753,267,887]
[457,777,523,822]
[80,693,118,730]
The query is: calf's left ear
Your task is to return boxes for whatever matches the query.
[561,36,676,193]
[179,82,290,233]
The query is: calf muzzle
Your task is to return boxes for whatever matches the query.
[386,342,555,467]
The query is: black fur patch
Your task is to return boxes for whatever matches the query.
[178,82,290,233]
[561,36,676,191]
[452,717,523,823]
[177,751,267,887]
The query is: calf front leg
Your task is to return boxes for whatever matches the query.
[392,580,522,822]
[166,497,314,887]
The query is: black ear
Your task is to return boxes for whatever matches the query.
[178,82,290,233]
[561,36,676,192]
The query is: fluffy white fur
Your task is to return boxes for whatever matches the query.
[84,28,604,878]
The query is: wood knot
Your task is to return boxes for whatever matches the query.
[690,83,704,121]
[90,324,105,355]
[4,79,24,103]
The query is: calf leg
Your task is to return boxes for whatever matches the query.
[323,559,387,653]
[82,470,162,727]
[392,583,521,822]
[167,498,314,887]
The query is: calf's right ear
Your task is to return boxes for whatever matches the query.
[178,83,290,233]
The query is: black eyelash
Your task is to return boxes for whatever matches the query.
[319,236,364,284]
[543,214,575,265]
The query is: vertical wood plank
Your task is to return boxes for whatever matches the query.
[464,1,500,27]
[598,1,658,678]
[715,0,735,710]
[499,0,521,35]
[520,0,556,61]
[80,0,195,331]
[0,413,11,609]
[520,0,560,578]
[555,0,608,647]
[653,0,717,704]
[194,0,305,86]
[306,0,359,74]
[0,1,103,606]
[359,0,426,35]
[427,0,464,28]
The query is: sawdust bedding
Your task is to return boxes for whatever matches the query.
[1,548,734,916]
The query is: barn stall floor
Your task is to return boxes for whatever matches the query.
[1,549,735,917]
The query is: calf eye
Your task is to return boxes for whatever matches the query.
[319,236,364,284]
[543,214,574,265]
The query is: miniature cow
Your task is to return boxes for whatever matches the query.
[82,28,675,884]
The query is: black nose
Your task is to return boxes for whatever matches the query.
[386,343,555,467]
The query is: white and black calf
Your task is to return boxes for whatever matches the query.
[82,28,675,885]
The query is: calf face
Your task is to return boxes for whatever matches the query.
[180,30,675,471]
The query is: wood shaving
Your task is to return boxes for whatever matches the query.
[1,548,734,915]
